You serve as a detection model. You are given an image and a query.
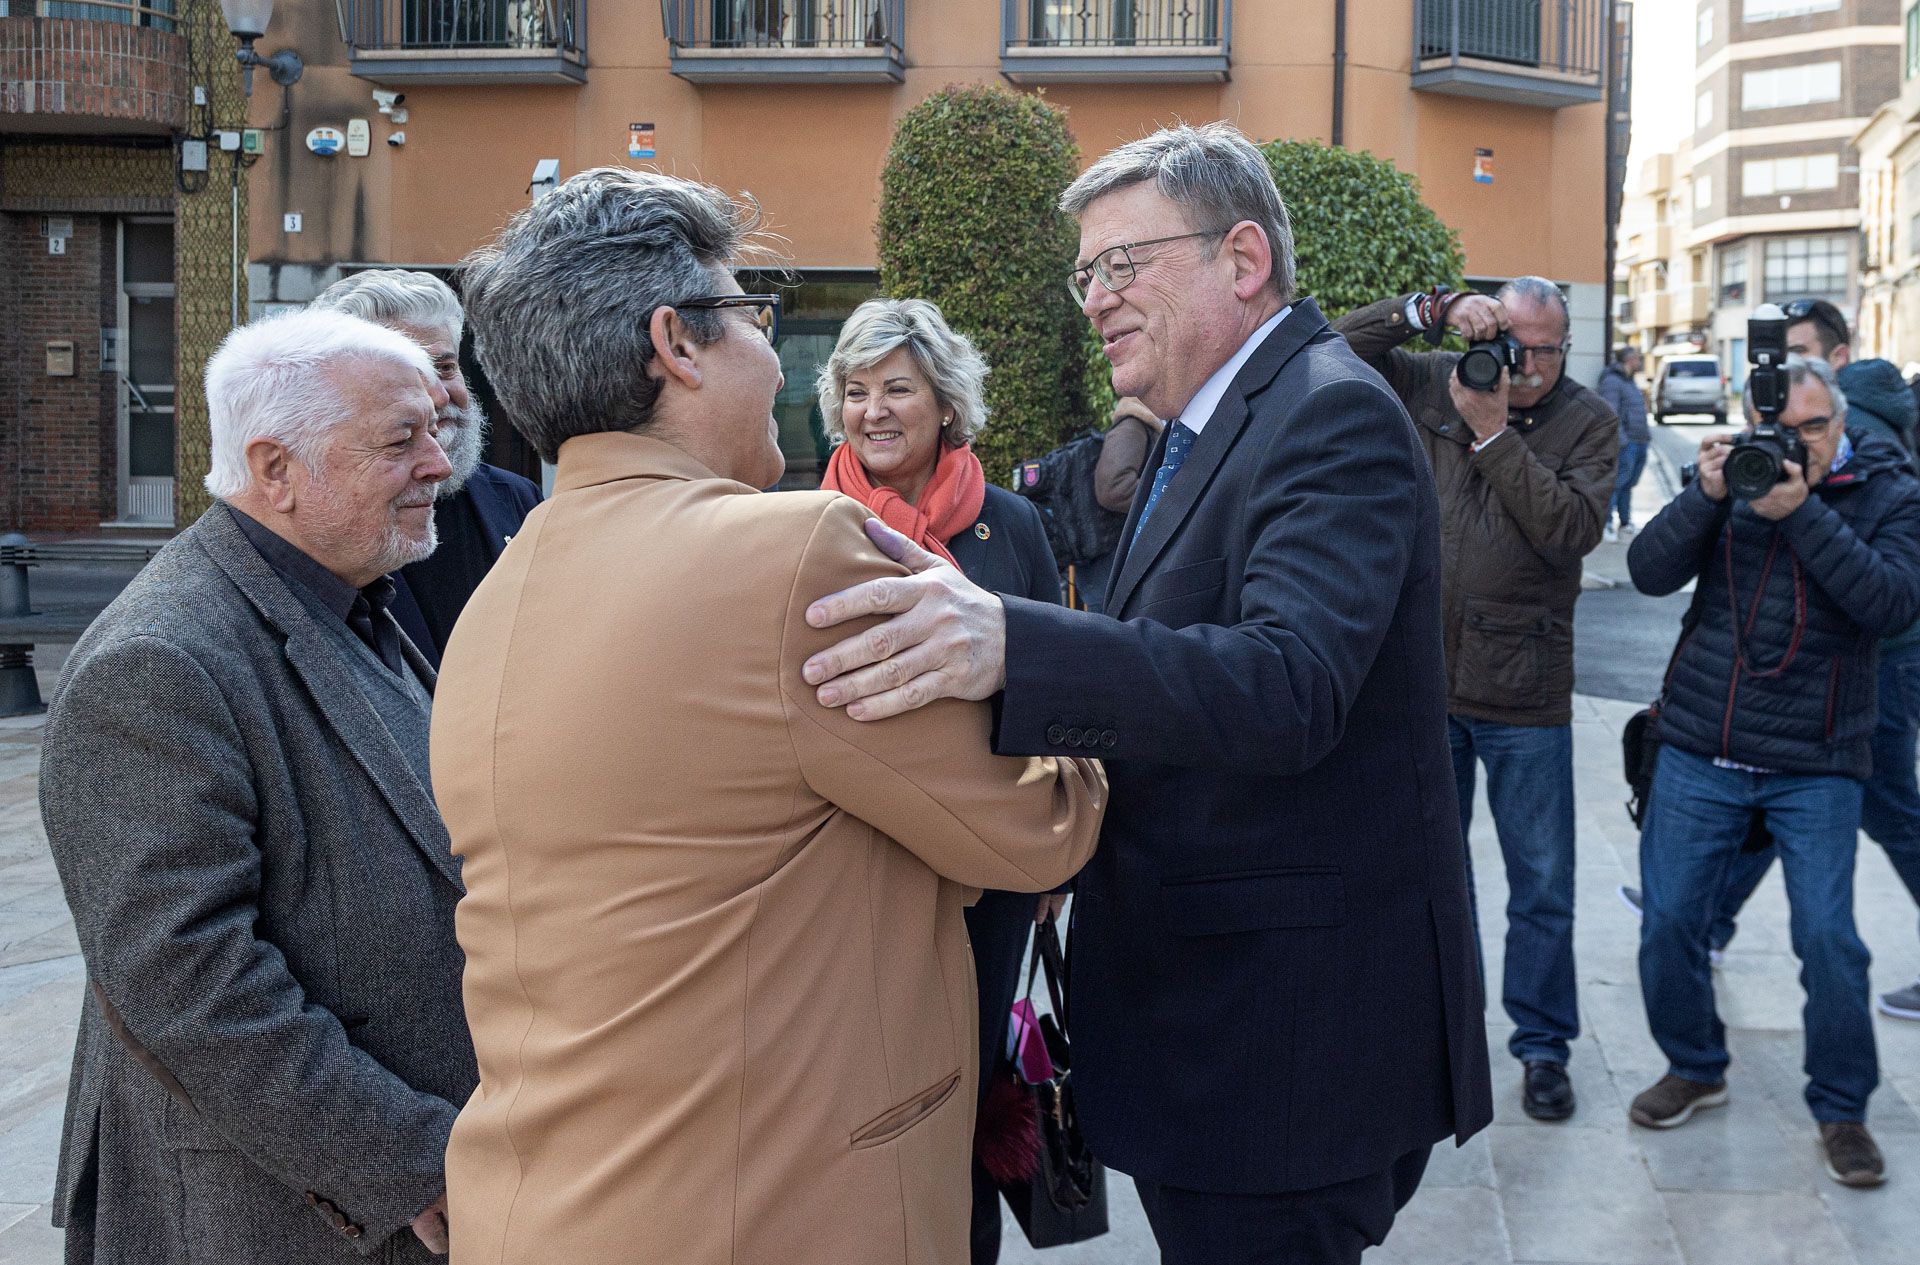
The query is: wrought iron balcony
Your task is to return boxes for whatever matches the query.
[342,0,586,85]
[1413,0,1605,108]
[1001,0,1229,84]
[662,0,904,84]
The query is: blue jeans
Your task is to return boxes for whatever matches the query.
[1448,716,1579,1065]
[1611,440,1648,527]
[1707,639,1920,950]
[1638,746,1877,1122]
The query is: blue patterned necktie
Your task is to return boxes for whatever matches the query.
[1131,420,1194,546]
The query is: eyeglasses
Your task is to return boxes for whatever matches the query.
[676,293,782,344]
[1784,416,1833,440]
[1783,299,1848,350]
[1517,344,1567,365]
[1069,229,1230,305]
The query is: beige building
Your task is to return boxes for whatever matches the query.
[1618,146,1716,369]
[1855,3,1920,367]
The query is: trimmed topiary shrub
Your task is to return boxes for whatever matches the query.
[877,85,1102,485]
[1259,140,1465,321]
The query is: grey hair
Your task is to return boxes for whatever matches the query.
[310,268,465,342]
[1742,352,1849,425]
[816,298,989,447]
[458,167,761,463]
[202,308,435,498]
[1495,276,1572,342]
[1060,121,1295,304]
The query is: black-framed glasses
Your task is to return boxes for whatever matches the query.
[1069,229,1231,305]
[677,293,782,344]
[1783,298,1848,350]
[1784,416,1834,440]
[1517,343,1568,365]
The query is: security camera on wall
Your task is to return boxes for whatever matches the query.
[372,89,405,114]
[388,132,407,148]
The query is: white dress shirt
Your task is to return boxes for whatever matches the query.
[1176,305,1292,435]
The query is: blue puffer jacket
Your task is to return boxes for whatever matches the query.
[1629,432,1920,777]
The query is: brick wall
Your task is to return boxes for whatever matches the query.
[0,17,187,135]
[0,213,116,532]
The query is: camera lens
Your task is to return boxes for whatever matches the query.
[1725,444,1781,501]
[1457,346,1502,393]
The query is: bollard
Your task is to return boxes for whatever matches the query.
[0,533,43,717]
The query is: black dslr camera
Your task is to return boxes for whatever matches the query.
[1457,331,1522,393]
[1725,304,1805,501]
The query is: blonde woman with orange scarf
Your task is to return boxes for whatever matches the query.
[818,297,1073,1264]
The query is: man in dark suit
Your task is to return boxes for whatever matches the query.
[799,123,1492,1263]
[311,269,542,666]
[39,307,474,1263]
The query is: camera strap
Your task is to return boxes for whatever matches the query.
[1723,525,1806,680]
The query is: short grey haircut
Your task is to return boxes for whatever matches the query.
[310,268,465,342]
[1495,276,1572,342]
[203,309,436,498]
[1060,122,1295,304]
[817,298,990,447]
[459,167,761,463]
[1742,352,1848,425]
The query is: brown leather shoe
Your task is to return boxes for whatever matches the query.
[1819,1121,1887,1187]
[1629,1074,1728,1128]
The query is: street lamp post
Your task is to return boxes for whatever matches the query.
[218,0,304,97]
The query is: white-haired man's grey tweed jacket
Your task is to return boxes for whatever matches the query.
[39,505,474,1263]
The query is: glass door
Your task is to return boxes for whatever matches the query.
[118,217,175,526]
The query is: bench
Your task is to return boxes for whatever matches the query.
[1,534,167,716]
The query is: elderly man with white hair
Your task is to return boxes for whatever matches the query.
[309,269,542,667]
[38,307,476,1264]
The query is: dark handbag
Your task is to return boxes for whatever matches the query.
[999,920,1109,1248]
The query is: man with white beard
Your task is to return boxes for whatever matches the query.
[312,270,542,666]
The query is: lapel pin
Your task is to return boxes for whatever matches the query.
[974,523,991,540]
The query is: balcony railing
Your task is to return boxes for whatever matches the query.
[343,0,586,84]
[1001,0,1230,83]
[1413,0,1605,108]
[663,0,905,83]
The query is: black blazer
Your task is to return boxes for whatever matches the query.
[946,482,1063,608]
[994,298,1493,1194]
[390,462,542,666]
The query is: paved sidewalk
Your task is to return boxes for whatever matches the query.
[2,691,1917,1263]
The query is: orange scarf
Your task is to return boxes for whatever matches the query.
[823,440,987,568]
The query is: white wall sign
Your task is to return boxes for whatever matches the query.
[306,127,344,157]
[346,119,371,158]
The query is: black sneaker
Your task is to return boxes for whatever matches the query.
[1819,1121,1887,1187]
[1522,1061,1576,1121]
[1629,1074,1728,1128]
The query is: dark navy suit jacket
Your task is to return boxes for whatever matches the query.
[390,462,541,667]
[995,298,1493,1194]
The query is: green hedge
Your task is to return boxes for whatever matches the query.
[877,86,1101,485]
[1259,140,1465,320]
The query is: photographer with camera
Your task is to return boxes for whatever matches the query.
[1336,278,1617,1122]
[1625,323,1920,1185]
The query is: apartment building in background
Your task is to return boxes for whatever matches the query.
[5,0,1621,530]
[1617,145,1715,366]
[1692,0,1902,388]
[1854,1,1920,367]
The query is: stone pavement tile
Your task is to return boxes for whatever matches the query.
[1820,1126,1920,1265]
[1425,1130,1494,1188]
[1662,1191,1859,1265]
[0,1209,58,1265]
[1370,1185,1510,1265]
[0,1103,62,1208]
[1481,1023,1626,1131]
[996,1170,1153,1265]
[0,927,76,974]
[1635,1095,1824,1193]
[0,1211,30,1240]
[1489,1124,1683,1264]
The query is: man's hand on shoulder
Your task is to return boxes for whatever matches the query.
[412,1192,449,1255]
[802,519,1007,722]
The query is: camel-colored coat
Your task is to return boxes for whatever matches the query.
[430,433,1106,1265]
